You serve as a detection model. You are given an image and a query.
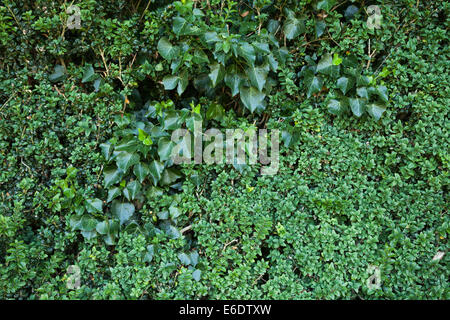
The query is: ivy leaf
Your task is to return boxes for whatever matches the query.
[193,269,201,281]
[316,0,337,11]
[345,5,359,20]
[376,85,389,102]
[283,16,305,40]
[162,75,179,90]
[80,215,97,232]
[85,198,103,214]
[327,99,343,115]
[173,16,191,35]
[336,76,353,94]
[81,65,96,83]
[240,87,266,113]
[160,168,182,186]
[133,163,149,183]
[144,245,154,263]
[148,160,164,186]
[317,53,334,75]
[157,37,179,61]
[224,71,244,97]
[315,20,327,38]
[357,87,369,100]
[206,102,225,120]
[208,63,225,88]
[104,167,123,188]
[100,142,113,161]
[107,187,121,203]
[49,65,66,83]
[111,201,135,225]
[158,137,175,161]
[123,180,140,201]
[366,103,386,121]
[178,253,191,265]
[192,49,209,64]
[115,152,140,173]
[237,42,256,66]
[349,98,365,117]
[177,71,189,95]
[248,64,269,92]
[304,71,323,98]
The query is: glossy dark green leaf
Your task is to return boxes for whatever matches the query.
[148,160,164,186]
[315,20,327,38]
[115,152,140,173]
[133,163,149,183]
[162,75,178,90]
[111,201,135,225]
[366,103,386,121]
[160,168,182,186]
[107,187,121,203]
[123,180,140,201]
[336,76,353,94]
[157,37,179,61]
[49,65,66,83]
[158,137,175,161]
[85,198,103,213]
[81,65,95,83]
[104,167,123,188]
[240,87,266,113]
[206,102,225,120]
[209,63,225,88]
[327,99,342,115]
[248,64,269,92]
[349,98,365,117]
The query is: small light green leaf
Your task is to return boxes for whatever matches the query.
[332,53,343,66]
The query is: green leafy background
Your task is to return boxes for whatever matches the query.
[0,0,448,299]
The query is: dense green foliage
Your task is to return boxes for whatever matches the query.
[0,0,448,299]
